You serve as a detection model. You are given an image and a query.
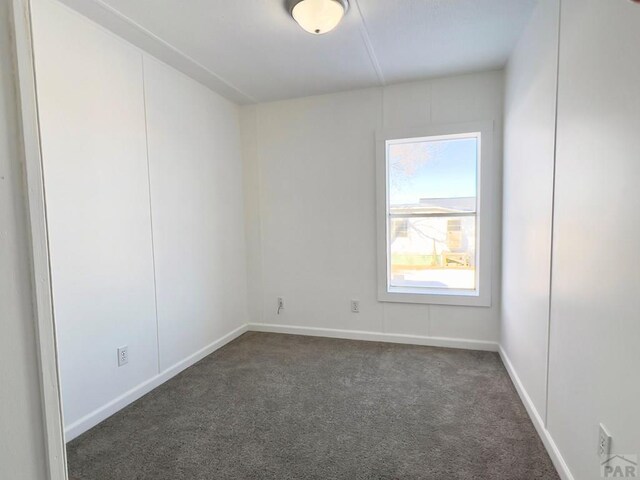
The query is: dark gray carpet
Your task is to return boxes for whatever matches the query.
[67,332,559,479]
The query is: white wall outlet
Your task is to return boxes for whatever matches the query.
[117,346,128,367]
[351,300,360,313]
[599,423,612,457]
[277,297,284,314]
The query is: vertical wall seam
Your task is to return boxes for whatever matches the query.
[140,55,162,374]
[380,86,385,333]
[544,0,562,429]
[380,83,385,126]
[255,105,267,324]
[427,80,433,124]
[426,80,433,338]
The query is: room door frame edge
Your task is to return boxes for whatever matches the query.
[10,0,68,478]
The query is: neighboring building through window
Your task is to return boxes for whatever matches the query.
[377,123,493,306]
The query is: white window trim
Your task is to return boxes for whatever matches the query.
[376,121,494,307]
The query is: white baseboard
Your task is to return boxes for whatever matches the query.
[498,347,574,480]
[248,323,499,352]
[65,323,249,441]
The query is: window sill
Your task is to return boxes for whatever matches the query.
[378,288,491,307]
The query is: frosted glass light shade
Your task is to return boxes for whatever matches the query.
[290,0,348,35]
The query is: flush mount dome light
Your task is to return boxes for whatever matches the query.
[288,0,349,35]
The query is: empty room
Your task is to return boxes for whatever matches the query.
[1,0,639,479]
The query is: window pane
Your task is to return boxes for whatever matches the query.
[388,137,477,208]
[387,135,478,292]
[389,216,476,290]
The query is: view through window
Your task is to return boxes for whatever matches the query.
[386,133,479,293]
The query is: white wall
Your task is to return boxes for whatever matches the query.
[32,0,248,439]
[502,0,640,478]
[242,71,504,347]
[143,56,248,371]
[501,0,559,424]
[33,0,159,431]
[547,0,640,478]
[0,0,48,477]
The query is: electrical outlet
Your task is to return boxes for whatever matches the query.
[117,346,128,367]
[599,423,612,457]
[277,297,284,314]
[351,300,360,313]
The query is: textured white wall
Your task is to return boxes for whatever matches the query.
[143,56,248,372]
[0,0,48,478]
[33,0,159,429]
[501,0,559,423]
[241,70,504,344]
[503,0,640,478]
[547,0,640,478]
[32,0,248,439]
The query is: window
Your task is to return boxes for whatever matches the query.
[376,122,493,306]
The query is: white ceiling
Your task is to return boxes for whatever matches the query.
[58,0,537,104]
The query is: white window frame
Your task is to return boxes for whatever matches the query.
[376,121,494,307]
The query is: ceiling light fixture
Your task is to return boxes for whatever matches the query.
[287,0,349,35]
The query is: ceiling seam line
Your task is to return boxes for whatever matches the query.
[89,0,258,104]
[352,0,386,86]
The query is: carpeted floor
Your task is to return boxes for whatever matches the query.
[67,332,559,479]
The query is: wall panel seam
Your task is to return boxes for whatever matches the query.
[543,0,562,429]
[140,56,162,375]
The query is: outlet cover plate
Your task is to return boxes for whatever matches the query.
[599,423,612,457]
[117,346,128,367]
[351,300,360,313]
